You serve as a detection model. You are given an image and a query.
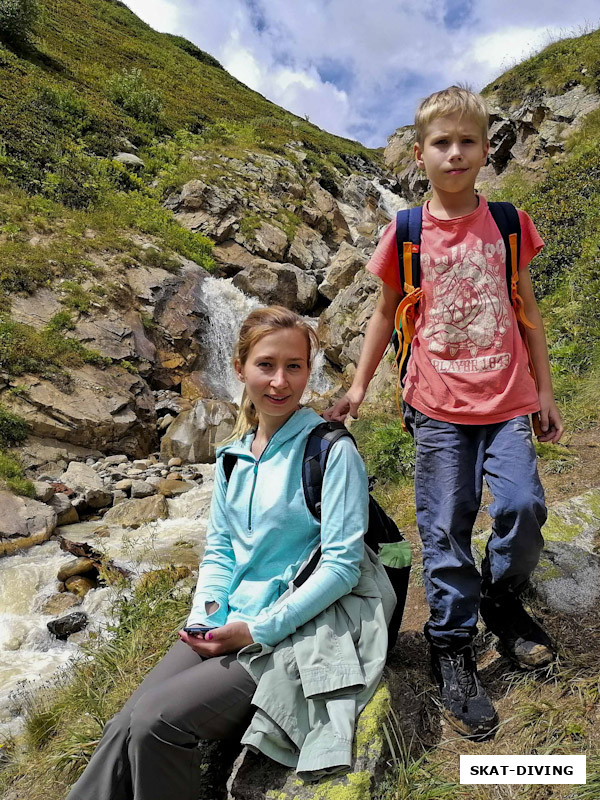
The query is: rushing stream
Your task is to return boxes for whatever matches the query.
[0,275,333,739]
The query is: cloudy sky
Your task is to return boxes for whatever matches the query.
[125,1,598,147]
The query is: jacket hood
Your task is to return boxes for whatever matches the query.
[216,407,323,462]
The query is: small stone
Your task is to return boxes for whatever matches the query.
[168,457,183,467]
[112,489,128,506]
[114,479,132,491]
[132,459,151,470]
[57,581,66,593]
[130,480,156,499]
[64,575,97,597]
[93,525,110,538]
[167,472,183,481]
[104,455,129,466]
[33,481,55,503]
[126,469,144,477]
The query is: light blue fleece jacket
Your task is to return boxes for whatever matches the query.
[186,407,369,646]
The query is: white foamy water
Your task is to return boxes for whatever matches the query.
[0,542,119,737]
[0,470,216,738]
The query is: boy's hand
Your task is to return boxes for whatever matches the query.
[535,393,564,443]
[178,622,253,657]
[324,387,365,422]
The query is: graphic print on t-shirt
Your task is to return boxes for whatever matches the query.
[421,237,512,374]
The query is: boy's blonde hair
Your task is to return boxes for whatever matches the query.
[226,305,319,443]
[414,86,489,145]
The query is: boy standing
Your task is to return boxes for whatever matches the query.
[326,87,563,738]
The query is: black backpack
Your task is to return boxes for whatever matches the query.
[223,420,410,649]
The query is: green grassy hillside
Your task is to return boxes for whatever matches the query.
[0,0,375,203]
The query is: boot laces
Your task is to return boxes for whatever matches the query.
[442,649,477,700]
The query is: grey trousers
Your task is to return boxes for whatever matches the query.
[66,640,256,800]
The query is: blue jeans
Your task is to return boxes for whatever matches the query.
[403,404,547,648]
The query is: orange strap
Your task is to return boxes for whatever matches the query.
[508,232,538,387]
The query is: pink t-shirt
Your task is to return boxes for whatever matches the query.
[367,196,544,424]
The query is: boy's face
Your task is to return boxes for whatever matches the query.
[414,113,489,196]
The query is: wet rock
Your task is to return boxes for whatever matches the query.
[233,261,318,313]
[103,494,169,527]
[57,557,98,582]
[64,575,97,597]
[160,399,236,464]
[47,611,89,639]
[41,592,82,616]
[158,479,196,497]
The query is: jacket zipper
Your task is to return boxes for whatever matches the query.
[248,460,259,531]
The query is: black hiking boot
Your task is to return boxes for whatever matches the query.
[430,642,498,739]
[480,592,556,670]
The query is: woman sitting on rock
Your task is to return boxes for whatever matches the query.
[66,305,395,800]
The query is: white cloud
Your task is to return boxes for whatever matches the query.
[122,1,600,146]
[124,0,180,34]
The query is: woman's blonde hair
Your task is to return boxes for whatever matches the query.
[226,305,320,442]
[414,85,489,145]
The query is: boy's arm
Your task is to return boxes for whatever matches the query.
[518,268,564,443]
[325,281,402,421]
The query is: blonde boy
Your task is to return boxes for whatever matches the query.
[327,87,563,738]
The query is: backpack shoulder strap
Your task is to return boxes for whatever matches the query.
[222,453,237,483]
[488,200,536,334]
[302,421,355,521]
[395,206,423,291]
[488,201,520,291]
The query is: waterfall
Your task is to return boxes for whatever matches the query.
[200,276,331,403]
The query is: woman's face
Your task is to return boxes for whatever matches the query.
[235,328,311,427]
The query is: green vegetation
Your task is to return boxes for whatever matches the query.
[0,568,191,798]
[484,27,600,104]
[491,110,600,429]
[0,404,33,495]
[0,315,110,378]
[0,0,40,46]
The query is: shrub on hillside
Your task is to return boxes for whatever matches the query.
[107,68,163,124]
[0,0,39,46]
[0,404,29,448]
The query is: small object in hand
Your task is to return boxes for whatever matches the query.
[183,625,217,636]
[531,413,543,437]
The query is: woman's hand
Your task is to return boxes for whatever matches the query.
[178,622,254,657]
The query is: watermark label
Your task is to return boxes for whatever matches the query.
[460,755,586,784]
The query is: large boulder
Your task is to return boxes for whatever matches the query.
[236,221,289,261]
[59,462,112,509]
[227,667,423,800]
[308,181,351,245]
[160,399,236,464]
[530,489,600,614]
[0,492,57,555]
[232,261,318,313]
[103,494,169,527]
[318,271,380,368]
[320,242,368,301]
[287,224,330,271]
[165,179,244,243]
[1,364,157,457]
